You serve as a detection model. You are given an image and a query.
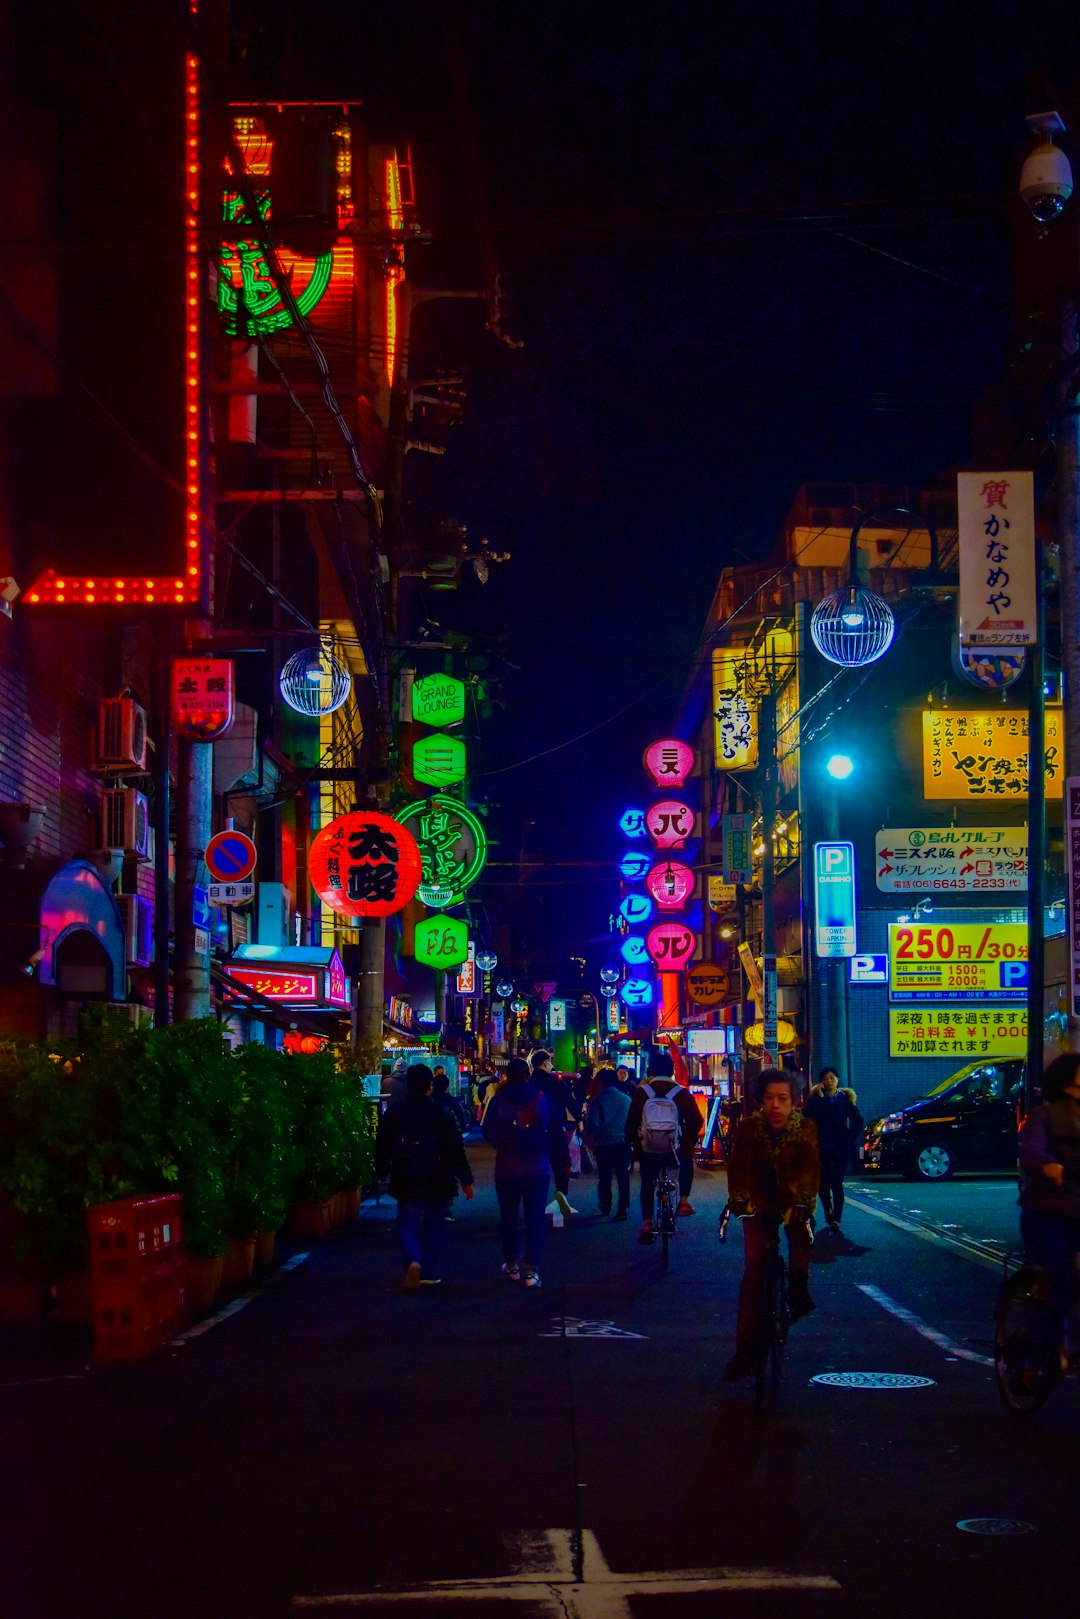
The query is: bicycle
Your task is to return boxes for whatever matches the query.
[653,1157,679,1267]
[719,1202,811,1409]
[993,1253,1068,1416]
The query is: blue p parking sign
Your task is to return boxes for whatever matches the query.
[814,841,857,958]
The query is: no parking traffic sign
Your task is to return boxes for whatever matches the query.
[204,829,257,883]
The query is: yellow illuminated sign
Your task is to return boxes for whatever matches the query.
[887,922,1028,1003]
[889,1007,1027,1058]
[922,708,1063,800]
[713,651,757,770]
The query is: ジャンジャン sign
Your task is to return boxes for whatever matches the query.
[308,812,422,918]
[889,1007,1027,1058]
[922,709,1063,800]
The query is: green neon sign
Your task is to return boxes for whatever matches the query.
[411,674,466,728]
[414,916,469,968]
[412,733,466,788]
[219,191,334,337]
[397,795,487,907]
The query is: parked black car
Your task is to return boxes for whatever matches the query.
[862,1060,1024,1181]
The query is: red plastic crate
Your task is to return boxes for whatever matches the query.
[91,1255,187,1360]
[87,1195,184,1281]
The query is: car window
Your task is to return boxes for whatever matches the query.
[925,1064,1007,1104]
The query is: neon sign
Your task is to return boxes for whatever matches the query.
[646,922,697,972]
[619,808,648,838]
[620,935,649,966]
[397,796,488,908]
[643,738,694,789]
[645,799,694,850]
[619,894,653,927]
[645,862,695,910]
[218,188,334,337]
[225,967,319,1002]
[619,850,652,881]
[309,812,422,918]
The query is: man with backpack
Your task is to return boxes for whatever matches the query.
[625,1049,702,1245]
[482,1055,571,1287]
[375,1063,475,1290]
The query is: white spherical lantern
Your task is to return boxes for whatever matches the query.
[810,586,895,668]
[279,644,352,717]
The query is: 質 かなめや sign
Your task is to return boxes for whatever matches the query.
[957,471,1036,647]
[889,1007,1027,1058]
[887,922,1028,1003]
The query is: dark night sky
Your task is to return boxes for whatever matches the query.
[234,0,1080,966]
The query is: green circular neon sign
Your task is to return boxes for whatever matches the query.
[396,796,488,908]
[219,192,334,337]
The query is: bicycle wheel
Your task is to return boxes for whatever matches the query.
[770,1257,789,1388]
[994,1267,1055,1416]
[657,1184,673,1267]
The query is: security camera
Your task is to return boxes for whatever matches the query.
[1021,112,1073,223]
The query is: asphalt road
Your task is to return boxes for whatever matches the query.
[1,1149,1074,1619]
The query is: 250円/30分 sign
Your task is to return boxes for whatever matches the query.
[887,922,1028,1003]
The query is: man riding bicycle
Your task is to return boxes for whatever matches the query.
[625,1050,702,1244]
[722,1069,820,1382]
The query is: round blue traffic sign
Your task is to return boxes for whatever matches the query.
[204,830,257,883]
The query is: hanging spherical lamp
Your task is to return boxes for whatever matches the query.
[496,979,514,998]
[279,642,352,717]
[475,949,498,972]
[810,585,895,668]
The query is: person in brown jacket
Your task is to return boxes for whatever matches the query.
[722,1069,820,1381]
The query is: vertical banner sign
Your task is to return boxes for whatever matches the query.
[722,812,752,884]
[712,651,758,769]
[762,953,778,1068]
[1067,778,1080,1017]
[738,941,763,998]
[814,842,857,958]
[958,471,1036,647]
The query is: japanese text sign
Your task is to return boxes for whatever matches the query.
[708,876,737,911]
[645,799,694,850]
[620,977,654,1007]
[620,934,649,965]
[619,894,653,927]
[224,966,319,1002]
[712,651,757,769]
[415,917,469,968]
[887,922,1028,1003]
[619,807,647,839]
[309,811,422,918]
[456,944,476,995]
[889,1007,1027,1058]
[813,842,856,958]
[958,471,1036,647]
[172,658,235,742]
[619,849,652,881]
[397,796,488,907]
[549,999,567,1032]
[875,826,1028,893]
[685,963,731,1006]
[645,861,695,910]
[646,921,696,972]
[642,738,694,789]
[922,709,1063,800]
[411,673,466,727]
[1067,778,1080,1017]
[722,813,752,884]
[606,996,621,1032]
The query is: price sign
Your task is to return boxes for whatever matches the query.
[888,923,1028,1003]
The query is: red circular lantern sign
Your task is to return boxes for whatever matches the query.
[645,861,695,910]
[644,799,694,849]
[646,921,696,972]
[309,812,422,918]
[643,738,694,789]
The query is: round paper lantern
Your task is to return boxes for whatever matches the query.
[279,644,352,717]
[309,811,422,917]
[642,738,694,789]
[645,799,694,850]
[646,921,696,972]
[810,587,894,668]
[645,861,695,910]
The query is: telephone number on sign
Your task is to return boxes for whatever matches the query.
[891,877,1023,891]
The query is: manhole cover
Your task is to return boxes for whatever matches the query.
[957,1518,1036,1537]
[810,1371,936,1389]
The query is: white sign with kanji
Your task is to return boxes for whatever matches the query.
[958,471,1036,647]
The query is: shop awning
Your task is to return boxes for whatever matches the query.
[222,945,351,1012]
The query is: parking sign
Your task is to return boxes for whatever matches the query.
[814,841,857,958]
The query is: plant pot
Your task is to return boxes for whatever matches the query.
[290,1200,330,1240]
[221,1237,255,1287]
[186,1254,223,1316]
[331,1191,346,1225]
[253,1229,276,1271]
[0,1269,46,1327]
[341,1187,361,1221]
[55,1270,94,1326]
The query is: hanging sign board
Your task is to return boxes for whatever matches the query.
[875,827,1028,892]
[813,842,857,958]
[889,1007,1027,1058]
[737,941,763,997]
[411,673,466,727]
[922,709,1063,800]
[412,733,466,787]
[887,922,1028,1002]
[712,651,757,769]
[642,738,694,789]
[1067,778,1080,1017]
[708,876,737,910]
[722,813,752,884]
[685,962,731,1006]
[172,658,236,741]
[957,471,1036,647]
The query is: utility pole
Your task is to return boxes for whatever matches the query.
[1026,541,1047,1108]
[759,687,778,1070]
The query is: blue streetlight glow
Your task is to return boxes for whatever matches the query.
[826,753,854,781]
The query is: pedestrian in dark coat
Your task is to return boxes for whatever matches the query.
[483,1055,570,1287]
[804,1067,863,1227]
[583,1067,631,1219]
[375,1063,474,1290]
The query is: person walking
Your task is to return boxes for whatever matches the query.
[722,1068,821,1380]
[531,1049,580,1217]
[583,1066,632,1219]
[804,1066,863,1228]
[625,1049,702,1243]
[375,1062,474,1290]
[482,1054,570,1288]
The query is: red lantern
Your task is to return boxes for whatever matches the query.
[644,861,695,910]
[309,812,422,918]
[645,799,694,849]
[642,738,694,789]
[646,921,696,972]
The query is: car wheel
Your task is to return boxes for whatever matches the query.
[912,1140,956,1182]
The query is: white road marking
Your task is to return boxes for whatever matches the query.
[293,1528,839,1613]
[857,1283,992,1366]
[170,1252,311,1345]
[540,1316,646,1339]
[844,1193,1004,1271]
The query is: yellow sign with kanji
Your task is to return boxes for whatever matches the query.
[922,708,1063,800]
[889,1007,1027,1058]
[888,922,1028,1003]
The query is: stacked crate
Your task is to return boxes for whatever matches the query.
[87,1195,186,1360]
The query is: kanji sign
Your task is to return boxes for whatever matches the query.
[642,738,694,789]
[644,799,694,850]
[208,880,254,907]
[415,916,469,968]
[645,921,696,972]
[645,861,695,910]
[875,826,1028,892]
[888,922,1028,1003]
[412,733,466,787]
[813,842,857,958]
[205,829,257,883]
[922,709,1063,800]
[712,650,757,770]
[722,813,752,884]
[411,673,466,727]
[889,1007,1027,1058]
[172,658,235,741]
[456,945,476,995]
[685,963,731,1006]
[958,471,1036,647]
[308,812,422,918]
[397,796,488,908]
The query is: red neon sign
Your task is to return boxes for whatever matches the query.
[225,967,319,1002]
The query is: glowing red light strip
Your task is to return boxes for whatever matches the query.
[26,7,201,608]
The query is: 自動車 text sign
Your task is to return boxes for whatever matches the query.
[888,922,1028,1003]
[875,827,1027,892]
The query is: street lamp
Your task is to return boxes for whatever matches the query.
[825,753,854,781]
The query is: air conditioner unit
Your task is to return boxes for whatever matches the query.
[117,894,153,967]
[97,698,148,771]
[103,788,152,858]
[105,1000,153,1028]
